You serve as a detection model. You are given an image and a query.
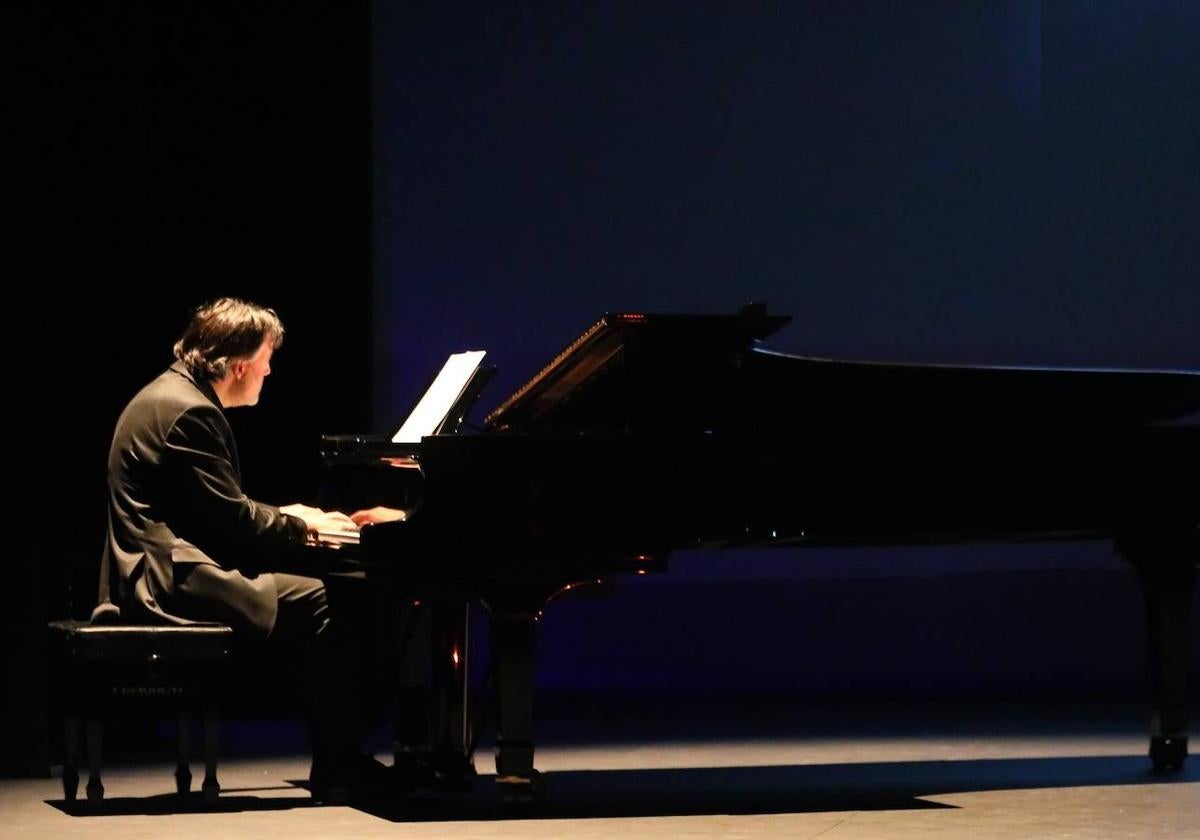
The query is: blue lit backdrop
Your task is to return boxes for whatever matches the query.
[372,2,1198,695]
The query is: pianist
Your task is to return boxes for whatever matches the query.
[94,297,394,802]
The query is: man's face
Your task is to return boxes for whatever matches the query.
[228,340,273,407]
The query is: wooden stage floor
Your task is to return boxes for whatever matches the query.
[4,697,1197,839]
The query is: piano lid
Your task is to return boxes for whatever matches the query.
[485,305,1200,435]
[484,305,790,432]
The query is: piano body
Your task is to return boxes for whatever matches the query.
[320,305,1200,800]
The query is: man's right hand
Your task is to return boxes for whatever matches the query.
[281,504,359,535]
[349,506,408,526]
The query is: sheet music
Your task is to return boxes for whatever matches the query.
[392,350,487,443]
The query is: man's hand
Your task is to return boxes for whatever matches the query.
[281,503,359,535]
[350,506,408,526]
[280,503,323,519]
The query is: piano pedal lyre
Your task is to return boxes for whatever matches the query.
[496,769,546,805]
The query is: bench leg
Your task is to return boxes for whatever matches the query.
[62,714,79,802]
[201,699,220,804]
[85,717,104,804]
[176,708,193,795]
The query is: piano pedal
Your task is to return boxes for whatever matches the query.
[1149,735,1188,772]
[496,769,546,805]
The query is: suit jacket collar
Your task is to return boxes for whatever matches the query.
[167,360,241,478]
[169,360,224,412]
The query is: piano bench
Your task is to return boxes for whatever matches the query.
[46,620,235,807]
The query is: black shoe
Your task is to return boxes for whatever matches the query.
[391,750,437,788]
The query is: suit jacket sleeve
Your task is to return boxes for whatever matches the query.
[162,402,308,568]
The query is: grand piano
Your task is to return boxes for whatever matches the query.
[319,304,1200,801]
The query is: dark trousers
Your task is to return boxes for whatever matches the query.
[172,567,382,779]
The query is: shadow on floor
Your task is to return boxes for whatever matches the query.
[45,753,1197,822]
[356,754,1198,822]
[46,789,316,817]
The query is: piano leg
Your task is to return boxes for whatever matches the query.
[393,600,432,760]
[1117,529,1199,772]
[429,599,476,788]
[491,611,543,803]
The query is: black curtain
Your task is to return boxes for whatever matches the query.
[9,1,372,776]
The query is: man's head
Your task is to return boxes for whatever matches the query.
[174,298,284,407]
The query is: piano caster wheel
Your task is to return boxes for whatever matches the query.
[1150,736,1188,772]
[496,770,545,805]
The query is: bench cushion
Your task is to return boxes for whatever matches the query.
[48,620,234,663]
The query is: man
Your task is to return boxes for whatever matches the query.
[96,297,392,802]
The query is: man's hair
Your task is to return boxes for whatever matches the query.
[173,298,285,381]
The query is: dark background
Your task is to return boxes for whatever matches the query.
[13,1,372,774]
[8,1,1197,774]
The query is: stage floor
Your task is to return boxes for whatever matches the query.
[3,698,1198,838]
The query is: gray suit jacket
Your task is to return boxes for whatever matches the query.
[96,361,307,634]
